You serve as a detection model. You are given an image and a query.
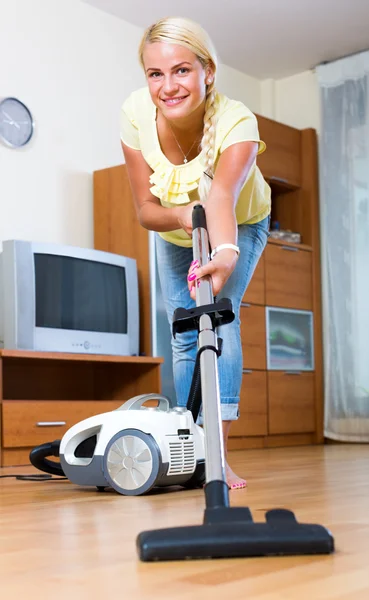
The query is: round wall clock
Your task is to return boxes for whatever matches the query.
[0,97,34,148]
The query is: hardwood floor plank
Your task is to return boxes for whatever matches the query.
[1,444,368,599]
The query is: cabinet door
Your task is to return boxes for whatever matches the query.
[230,370,268,437]
[241,304,266,370]
[242,253,265,305]
[2,400,124,448]
[265,243,313,310]
[256,115,301,188]
[268,372,315,434]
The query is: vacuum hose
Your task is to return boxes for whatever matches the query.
[29,440,65,477]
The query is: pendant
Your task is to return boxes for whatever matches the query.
[183,158,188,164]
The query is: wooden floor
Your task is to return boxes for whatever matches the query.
[1,444,369,599]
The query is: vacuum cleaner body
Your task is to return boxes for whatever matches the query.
[58,394,205,495]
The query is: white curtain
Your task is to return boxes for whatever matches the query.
[316,51,369,442]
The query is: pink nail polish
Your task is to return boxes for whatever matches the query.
[188,273,196,282]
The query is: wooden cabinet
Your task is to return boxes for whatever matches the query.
[268,372,315,434]
[232,123,323,448]
[230,370,268,437]
[240,304,266,370]
[256,115,301,188]
[94,166,151,357]
[0,350,163,467]
[265,242,313,310]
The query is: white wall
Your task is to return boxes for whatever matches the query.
[0,0,148,250]
[217,64,260,113]
[0,0,261,251]
[260,70,321,133]
[260,79,277,120]
[275,70,321,132]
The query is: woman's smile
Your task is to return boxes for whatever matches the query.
[161,95,189,106]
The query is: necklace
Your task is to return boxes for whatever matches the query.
[167,121,202,164]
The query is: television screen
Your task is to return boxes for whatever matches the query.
[34,254,127,334]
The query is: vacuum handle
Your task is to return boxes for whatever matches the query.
[192,203,207,231]
[122,394,174,412]
[192,205,213,306]
[191,205,228,498]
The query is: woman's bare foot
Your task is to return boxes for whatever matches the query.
[226,462,247,489]
[222,420,247,489]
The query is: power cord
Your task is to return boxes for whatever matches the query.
[0,472,67,481]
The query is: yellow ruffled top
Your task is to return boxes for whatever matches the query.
[120,87,271,247]
[147,152,205,207]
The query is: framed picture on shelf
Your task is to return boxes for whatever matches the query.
[266,307,314,371]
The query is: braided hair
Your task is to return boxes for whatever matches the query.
[198,81,217,203]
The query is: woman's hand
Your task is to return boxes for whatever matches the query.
[187,249,239,301]
[177,201,201,236]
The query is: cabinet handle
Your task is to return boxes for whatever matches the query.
[36,421,67,427]
[281,246,299,252]
[269,176,288,184]
[242,369,253,374]
[241,302,251,307]
[283,371,302,375]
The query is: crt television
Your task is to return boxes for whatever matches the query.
[0,240,139,356]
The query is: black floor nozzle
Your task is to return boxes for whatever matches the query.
[137,507,334,562]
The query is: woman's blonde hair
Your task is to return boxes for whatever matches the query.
[139,17,218,203]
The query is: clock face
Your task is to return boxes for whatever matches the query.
[0,97,34,148]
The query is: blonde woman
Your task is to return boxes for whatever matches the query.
[120,17,271,489]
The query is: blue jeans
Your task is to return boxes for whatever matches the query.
[155,215,270,421]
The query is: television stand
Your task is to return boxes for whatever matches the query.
[0,350,164,467]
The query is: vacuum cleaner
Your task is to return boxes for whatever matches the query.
[30,392,206,495]
[30,205,334,561]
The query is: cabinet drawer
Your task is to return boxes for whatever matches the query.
[256,115,301,187]
[242,253,265,305]
[231,370,268,437]
[265,243,313,310]
[2,400,124,448]
[240,304,266,370]
[268,372,315,434]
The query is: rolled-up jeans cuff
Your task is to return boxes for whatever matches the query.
[197,400,239,424]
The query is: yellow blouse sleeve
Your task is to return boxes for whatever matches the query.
[120,97,140,150]
[219,109,266,156]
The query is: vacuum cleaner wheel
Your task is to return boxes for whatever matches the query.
[102,429,161,496]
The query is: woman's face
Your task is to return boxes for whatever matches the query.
[142,42,213,123]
